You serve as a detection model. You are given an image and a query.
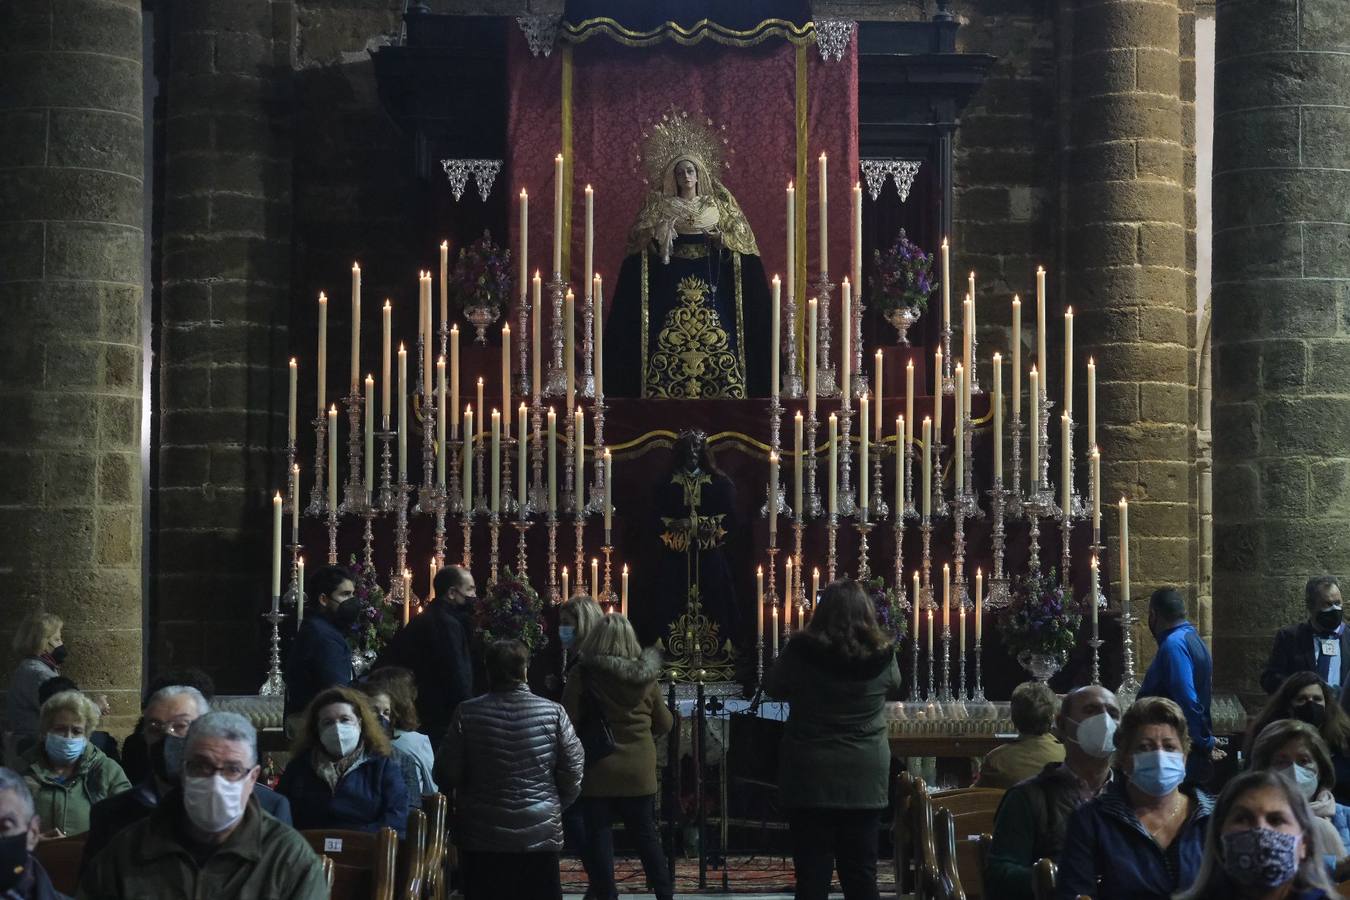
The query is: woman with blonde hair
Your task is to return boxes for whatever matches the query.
[277,685,409,836]
[563,614,674,900]
[559,593,604,660]
[21,690,130,836]
[765,579,901,900]
[5,613,65,765]
[1248,718,1350,858]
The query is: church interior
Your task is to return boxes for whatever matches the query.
[3,0,1349,897]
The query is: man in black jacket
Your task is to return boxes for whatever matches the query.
[374,566,477,749]
[1261,575,1349,695]
[284,565,357,721]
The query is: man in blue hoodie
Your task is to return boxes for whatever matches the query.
[1138,586,1225,784]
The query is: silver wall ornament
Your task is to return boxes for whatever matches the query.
[860,159,923,202]
[814,18,856,63]
[441,159,503,202]
[516,14,561,58]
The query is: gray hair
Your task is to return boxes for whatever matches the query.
[144,685,210,718]
[0,768,34,820]
[185,712,257,766]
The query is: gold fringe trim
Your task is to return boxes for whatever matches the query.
[562,17,816,49]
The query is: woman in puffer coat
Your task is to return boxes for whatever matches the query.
[439,639,585,900]
[563,614,675,900]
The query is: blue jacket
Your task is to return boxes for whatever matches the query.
[277,750,408,837]
[1138,621,1214,751]
[1055,777,1214,899]
[284,614,353,719]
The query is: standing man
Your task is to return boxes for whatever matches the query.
[1261,576,1349,695]
[1138,587,1223,784]
[284,565,357,723]
[375,566,477,749]
[985,685,1121,900]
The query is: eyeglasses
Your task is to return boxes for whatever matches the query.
[183,759,255,782]
[145,719,193,738]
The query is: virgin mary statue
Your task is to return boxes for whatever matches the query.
[604,110,772,399]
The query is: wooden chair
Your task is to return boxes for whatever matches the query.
[1032,857,1057,900]
[396,809,426,900]
[894,771,918,894]
[933,788,1005,837]
[912,778,939,900]
[321,855,335,890]
[301,827,398,900]
[421,793,449,900]
[33,834,84,896]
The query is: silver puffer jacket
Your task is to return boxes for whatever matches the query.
[438,683,585,852]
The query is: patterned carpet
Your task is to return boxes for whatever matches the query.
[560,856,898,895]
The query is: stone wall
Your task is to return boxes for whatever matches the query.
[1211,0,1350,698]
[0,0,145,727]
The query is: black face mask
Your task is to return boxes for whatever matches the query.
[378,715,393,738]
[329,597,361,627]
[1316,606,1343,633]
[1294,701,1327,728]
[49,644,68,666]
[0,830,31,891]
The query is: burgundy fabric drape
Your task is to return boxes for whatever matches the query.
[507,30,858,325]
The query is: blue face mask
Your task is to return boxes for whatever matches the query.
[559,625,576,647]
[45,733,86,765]
[1129,749,1187,797]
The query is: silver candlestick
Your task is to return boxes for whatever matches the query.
[473,426,489,516]
[852,290,868,398]
[869,441,889,521]
[813,273,839,397]
[761,546,778,686]
[761,395,792,520]
[1008,409,1025,520]
[987,480,1012,609]
[527,397,547,516]
[782,289,803,398]
[826,513,838,582]
[488,513,500,584]
[563,409,577,516]
[903,432,918,521]
[855,519,872,581]
[325,506,338,565]
[543,274,568,397]
[514,520,529,577]
[500,436,519,518]
[580,292,595,399]
[258,606,285,697]
[959,410,984,520]
[940,321,955,395]
[516,292,530,399]
[340,389,367,516]
[587,395,608,516]
[804,409,823,519]
[546,512,559,603]
[837,402,858,518]
[305,414,328,516]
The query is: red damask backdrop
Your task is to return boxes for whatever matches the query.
[507,31,859,324]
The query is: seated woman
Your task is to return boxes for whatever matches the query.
[359,669,434,803]
[1248,719,1350,861]
[976,680,1065,789]
[1176,769,1336,900]
[1250,672,1350,802]
[21,690,130,837]
[1056,696,1214,899]
[277,686,408,836]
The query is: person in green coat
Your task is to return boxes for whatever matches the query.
[22,691,129,837]
[765,578,903,900]
[78,711,326,900]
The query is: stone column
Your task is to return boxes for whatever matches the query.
[0,0,145,726]
[154,0,293,689]
[1211,0,1350,696]
[1066,0,1197,669]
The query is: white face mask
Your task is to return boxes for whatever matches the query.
[321,721,362,758]
[1067,712,1118,759]
[182,773,249,833]
[1278,762,1320,800]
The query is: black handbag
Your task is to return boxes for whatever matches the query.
[577,670,616,768]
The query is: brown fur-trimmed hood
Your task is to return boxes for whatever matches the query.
[577,647,665,708]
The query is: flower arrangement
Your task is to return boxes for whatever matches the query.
[871,229,938,315]
[996,570,1083,660]
[864,576,909,647]
[448,230,513,316]
[344,556,403,658]
[473,568,547,652]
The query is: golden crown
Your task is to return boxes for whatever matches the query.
[636,107,732,187]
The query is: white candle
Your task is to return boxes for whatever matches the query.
[288,358,297,444]
[519,403,529,512]
[562,566,569,601]
[771,275,781,399]
[1091,555,1100,634]
[757,566,765,642]
[895,414,904,513]
[297,556,305,624]
[913,571,921,642]
[421,272,433,399]
[519,189,529,305]
[786,181,795,307]
[963,292,973,405]
[621,565,629,617]
[922,417,932,518]
[594,274,604,399]
[785,560,793,630]
[943,563,950,632]
[933,348,943,440]
[271,492,283,601]
[941,238,950,328]
[960,606,966,656]
[381,301,391,425]
[794,411,804,522]
[291,463,300,539]
[852,182,863,298]
[1092,446,1101,536]
[532,272,543,400]
[828,413,838,515]
[1061,413,1072,518]
[975,568,983,642]
[603,448,613,541]
[1064,306,1074,419]
[859,393,870,514]
[317,292,328,415]
[501,324,511,439]
[874,350,884,442]
[993,353,1003,481]
[364,374,374,500]
[1119,498,1130,610]
[905,359,914,451]
[327,405,338,512]
[574,407,585,511]
[462,406,474,513]
[807,297,818,416]
[1012,295,1022,419]
[476,377,485,442]
[768,450,779,537]
[818,153,829,275]
[440,241,449,333]
[812,567,821,604]
[1036,266,1047,386]
[564,290,575,411]
[491,410,501,514]
[450,325,460,438]
[350,263,361,392]
[591,558,599,600]
[437,358,447,487]
[841,278,852,402]
[398,344,407,482]
[772,605,779,657]
[954,365,964,494]
[927,608,933,660]
[1087,357,1097,450]
[547,408,557,514]
[553,154,563,275]
[1030,367,1040,476]
[584,185,594,301]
